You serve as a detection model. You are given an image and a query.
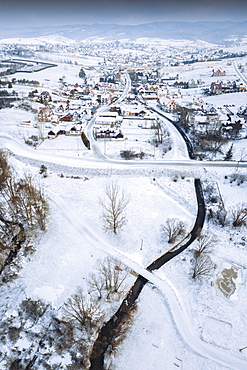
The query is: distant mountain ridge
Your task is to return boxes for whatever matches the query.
[1,21,247,44]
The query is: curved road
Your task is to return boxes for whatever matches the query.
[47,187,247,370]
[1,131,247,170]
[89,177,206,369]
[80,73,247,369]
[234,61,247,85]
[0,71,247,369]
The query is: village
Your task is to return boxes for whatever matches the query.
[0,34,247,370]
[0,37,246,161]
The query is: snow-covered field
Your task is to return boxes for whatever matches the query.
[0,41,247,369]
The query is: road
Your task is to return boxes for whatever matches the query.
[234,61,247,85]
[0,70,247,369]
[84,71,247,169]
[1,130,247,171]
[47,188,247,370]
[89,177,206,370]
[86,71,131,160]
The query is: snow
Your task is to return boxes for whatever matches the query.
[0,40,247,369]
[0,35,77,46]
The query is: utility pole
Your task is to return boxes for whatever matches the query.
[140,238,143,250]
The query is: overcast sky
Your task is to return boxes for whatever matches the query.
[1,0,247,28]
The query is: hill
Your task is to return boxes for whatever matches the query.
[1,21,247,44]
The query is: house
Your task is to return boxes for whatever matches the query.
[73,111,81,120]
[159,97,177,112]
[238,84,246,92]
[212,69,226,77]
[38,107,54,122]
[57,130,66,136]
[69,125,82,135]
[238,105,247,118]
[95,128,116,139]
[60,114,73,122]
[53,100,70,105]
[193,97,205,107]
[188,79,199,88]
[110,106,122,115]
[47,130,56,139]
[141,92,158,101]
[210,82,222,95]
[115,130,124,139]
[101,92,112,104]
[55,100,70,114]
[126,94,136,102]
[95,112,123,126]
[173,81,188,89]
[145,85,158,91]
[202,103,217,115]
[56,104,65,113]
[80,108,91,120]
[122,107,147,117]
[114,72,122,82]
[94,112,123,137]
[37,91,52,103]
[222,120,243,137]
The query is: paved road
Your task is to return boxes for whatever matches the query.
[1,71,247,370]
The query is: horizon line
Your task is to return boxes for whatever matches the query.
[2,19,247,30]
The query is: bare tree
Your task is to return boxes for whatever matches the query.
[88,273,105,300]
[152,120,172,154]
[3,174,49,231]
[89,257,130,300]
[99,181,130,234]
[224,143,234,161]
[192,114,229,159]
[120,149,136,160]
[154,118,163,144]
[19,298,49,327]
[0,153,49,278]
[232,203,247,227]
[174,106,195,133]
[63,288,104,333]
[0,149,11,190]
[192,254,215,280]
[207,205,228,226]
[160,218,186,244]
[193,233,217,258]
[239,148,247,162]
[63,287,104,367]
[228,171,247,186]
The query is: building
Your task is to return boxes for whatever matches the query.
[212,69,226,77]
[38,107,54,122]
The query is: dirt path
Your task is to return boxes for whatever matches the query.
[89,178,205,370]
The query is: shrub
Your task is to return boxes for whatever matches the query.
[120,150,137,160]
[232,203,247,227]
[39,165,48,177]
[160,218,186,244]
[193,233,216,258]
[192,254,215,280]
